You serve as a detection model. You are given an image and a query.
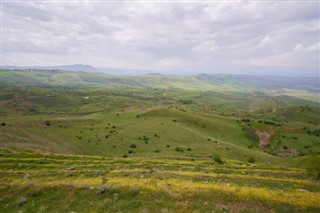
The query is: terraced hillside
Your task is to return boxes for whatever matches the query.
[1,152,319,212]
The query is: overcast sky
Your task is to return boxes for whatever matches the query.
[2,1,319,76]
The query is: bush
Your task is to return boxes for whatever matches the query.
[247,156,255,163]
[213,153,223,164]
[130,144,137,148]
[187,148,192,151]
[166,145,170,148]
[128,150,133,154]
[122,154,128,158]
[175,147,184,152]
[154,150,160,153]
[45,121,51,126]
[28,189,42,197]
[1,122,5,126]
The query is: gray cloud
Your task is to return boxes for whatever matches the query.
[2,1,319,76]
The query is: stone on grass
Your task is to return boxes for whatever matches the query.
[67,166,76,170]
[23,174,32,179]
[96,185,106,195]
[16,197,27,206]
[113,193,119,201]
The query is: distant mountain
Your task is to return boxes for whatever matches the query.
[1,68,319,94]
[1,64,154,76]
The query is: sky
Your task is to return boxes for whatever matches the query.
[2,1,320,76]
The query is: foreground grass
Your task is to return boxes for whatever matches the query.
[0,152,319,212]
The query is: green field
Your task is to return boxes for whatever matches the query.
[1,69,319,212]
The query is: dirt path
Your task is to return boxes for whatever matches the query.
[256,131,271,148]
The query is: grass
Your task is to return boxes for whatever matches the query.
[0,152,319,212]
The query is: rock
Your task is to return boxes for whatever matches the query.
[161,209,169,213]
[297,189,310,193]
[16,197,27,206]
[96,185,106,195]
[113,193,119,201]
[221,205,229,212]
[67,166,76,170]
[149,169,156,173]
[23,174,32,179]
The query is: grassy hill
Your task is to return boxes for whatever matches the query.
[1,69,319,212]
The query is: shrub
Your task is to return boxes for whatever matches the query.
[166,145,170,148]
[45,121,51,126]
[122,154,128,158]
[29,189,42,197]
[130,144,137,148]
[128,150,133,154]
[154,150,160,153]
[187,148,192,151]
[175,147,184,152]
[247,156,255,163]
[213,153,223,164]
[1,122,5,126]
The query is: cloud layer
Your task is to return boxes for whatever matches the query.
[2,1,319,75]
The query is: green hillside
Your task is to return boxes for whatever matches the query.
[1,69,319,212]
